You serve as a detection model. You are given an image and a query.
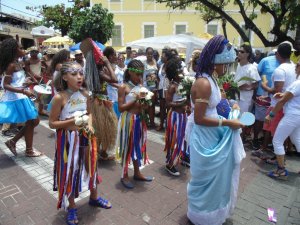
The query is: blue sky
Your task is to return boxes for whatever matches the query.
[1,0,72,19]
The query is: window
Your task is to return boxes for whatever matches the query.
[144,25,154,38]
[112,25,122,46]
[110,0,121,2]
[241,24,251,44]
[175,25,186,34]
[207,24,218,36]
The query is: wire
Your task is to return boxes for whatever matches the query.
[1,3,41,18]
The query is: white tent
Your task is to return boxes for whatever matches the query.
[126,34,209,63]
[31,26,55,37]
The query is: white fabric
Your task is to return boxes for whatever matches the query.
[107,65,124,102]
[59,91,86,120]
[284,79,300,115]
[273,114,300,155]
[1,71,27,102]
[234,63,260,113]
[270,63,296,106]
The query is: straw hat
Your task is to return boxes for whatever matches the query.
[46,48,59,55]
[74,49,82,55]
[27,46,39,52]
[80,38,104,65]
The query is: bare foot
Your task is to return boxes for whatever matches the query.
[5,140,17,156]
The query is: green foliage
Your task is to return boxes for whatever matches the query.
[69,4,114,44]
[29,0,90,36]
[156,0,300,47]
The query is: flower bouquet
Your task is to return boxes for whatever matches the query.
[132,86,154,124]
[178,76,195,100]
[74,110,94,136]
[217,72,239,100]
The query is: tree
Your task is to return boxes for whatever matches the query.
[69,4,114,43]
[156,0,300,47]
[27,0,90,36]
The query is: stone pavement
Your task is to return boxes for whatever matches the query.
[0,121,300,225]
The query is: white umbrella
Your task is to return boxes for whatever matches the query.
[126,34,209,63]
[31,26,55,37]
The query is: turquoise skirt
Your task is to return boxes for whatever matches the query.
[0,97,38,123]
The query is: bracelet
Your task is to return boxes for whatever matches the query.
[218,118,223,127]
[269,111,275,118]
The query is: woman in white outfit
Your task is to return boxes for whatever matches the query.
[265,60,300,179]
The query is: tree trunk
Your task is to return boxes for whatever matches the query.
[295,24,300,43]
[222,18,227,40]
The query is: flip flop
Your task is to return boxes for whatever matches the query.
[120,178,134,189]
[89,197,112,209]
[133,175,154,182]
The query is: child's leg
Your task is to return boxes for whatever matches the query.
[133,160,153,181]
[67,196,78,225]
[24,118,42,157]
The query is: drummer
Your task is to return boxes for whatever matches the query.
[25,47,48,116]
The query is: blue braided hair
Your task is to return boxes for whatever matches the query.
[195,35,228,78]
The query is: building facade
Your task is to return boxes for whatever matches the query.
[0,12,35,49]
[91,0,274,51]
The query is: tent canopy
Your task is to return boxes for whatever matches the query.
[31,26,55,37]
[126,34,209,63]
[43,36,74,46]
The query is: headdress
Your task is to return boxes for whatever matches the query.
[214,42,236,64]
[80,38,104,65]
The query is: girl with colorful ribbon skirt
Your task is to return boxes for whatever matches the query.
[49,62,112,225]
[0,38,42,157]
[116,59,154,189]
[186,35,245,225]
[164,57,189,176]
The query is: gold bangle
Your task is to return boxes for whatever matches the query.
[195,98,209,104]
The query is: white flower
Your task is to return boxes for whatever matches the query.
[75,116,83,126]
[145,91,154,100]
[73,111,84,117]
[139,87,148,94]
[82,115,89,124]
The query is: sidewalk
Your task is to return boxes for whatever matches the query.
[0,123,300,225]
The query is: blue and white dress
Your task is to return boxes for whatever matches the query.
[0,70,38,123]
[187,74,245,225]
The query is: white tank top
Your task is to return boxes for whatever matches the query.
[59,90,87,120]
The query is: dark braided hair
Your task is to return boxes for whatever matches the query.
[124,59,144,82]
[165,57,182,81]
[196,35,227,77]
[0,38,19,74]
[50,49,70,75]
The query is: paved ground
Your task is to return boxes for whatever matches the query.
[0,117,300,225]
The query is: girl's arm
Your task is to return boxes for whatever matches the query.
[99,56,118,83]
[49,93,76,129]
[118,84,136,112]
[192,78,243,130]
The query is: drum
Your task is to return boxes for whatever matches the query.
[33,84,52,105]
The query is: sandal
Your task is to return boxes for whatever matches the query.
[5,139,17,156]
[89,197,112,209]
[66,208,78,225]
[268,167,288,180]
[25,148,43,157]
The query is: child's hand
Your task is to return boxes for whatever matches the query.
[23,89,34,98]
[232,103,240,110]
[265,115,272,124]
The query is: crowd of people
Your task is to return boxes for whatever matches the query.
[0,34,300,225]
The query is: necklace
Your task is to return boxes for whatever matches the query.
[66,88,76,94]
[127,80,137,88]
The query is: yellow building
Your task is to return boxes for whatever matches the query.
[91,0,274,51]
